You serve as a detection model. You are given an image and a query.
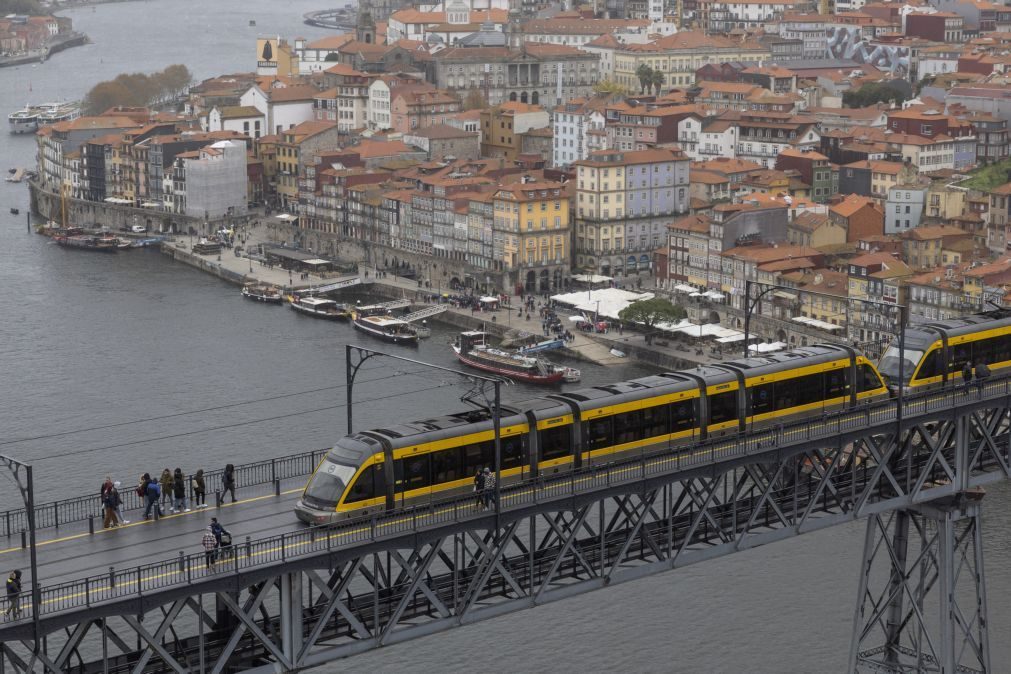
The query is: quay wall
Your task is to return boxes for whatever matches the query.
[160,241,252,286]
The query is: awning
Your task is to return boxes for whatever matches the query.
[716,334,747,343]
[702,290,726,300]
[141,201,160,208]
[674,284,696,293]
[275,213,296,221]
[774,290,797,300]
[304,259,330,266]
[792,316,844,331]
[749,341,787,353]
[688,292,702,297]
[569,315,590,323]
[479,296,499,303]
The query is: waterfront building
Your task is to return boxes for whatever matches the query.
[552,96,610,167]
[37,115,144,195]
[206,106,265,139]
[264,120,342,211]
[492,178,571,293]
[573,147,690,278]
[167,140,248,219]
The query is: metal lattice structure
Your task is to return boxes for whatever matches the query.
[2,382,1010,672]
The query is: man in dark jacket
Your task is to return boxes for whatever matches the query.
[975,361,991,396]
[144,476,161,520]
[102,486,121,529]
[5,569,22,617]
[962,362,973,391]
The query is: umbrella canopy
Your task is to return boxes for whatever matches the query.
[569,315,590,323]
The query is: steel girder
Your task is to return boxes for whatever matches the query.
[1,402,1009,673]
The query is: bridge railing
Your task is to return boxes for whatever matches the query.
[3,376,1009,626]
[0,449,328,538]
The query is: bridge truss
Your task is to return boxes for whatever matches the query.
[1,386,1009,673]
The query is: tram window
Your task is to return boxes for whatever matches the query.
[344,465,376,503]
[915,350,941,380]
[825,369,848,399]
[709,391,738,425]
[974,338,995,367]
[539,425,571,460]
[396,455,430,491]
[463,443,487,473]
[749,383,775,416]
[641,404,669,437]
[373,462,387,496]
[992,334,1011,364]
[501,436,525,469]
[952,343,971,374]
[613,410,642,445]
[586,417,613,450]
[670,400,695,432]
[432,447,463,484]
[857,364,883,392]
[776,373,822,410]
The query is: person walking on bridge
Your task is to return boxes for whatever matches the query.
[143,474,161,520]
[171,468,189,513]
[102,482,121,529]
[473,468,485,508]
[4,569,22,618]
[201,526,218,570]
[222,464,237,504]
[975,361,990,397]
[962,361,973,391]
[192,469,207,508]
[482,467,497,509]
[159,469,173,510]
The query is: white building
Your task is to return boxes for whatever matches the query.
[553,98,608,166]
[239,84,317,136]
[206,106,265,139]
[386,4,507,44]
[885,184,926,234]
[293,35,355,74]
[168,140,248,219]
[367,78,393,130]
[917,46,960,80]
[686,117,737,161]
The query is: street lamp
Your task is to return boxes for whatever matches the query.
[1,454,40,660]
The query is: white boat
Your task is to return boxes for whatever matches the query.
[289,295,349,319]
[36,101,81,126]
[8,107,39,134]
[352,309,419,344]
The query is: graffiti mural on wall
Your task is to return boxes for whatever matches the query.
[825,26,911,78]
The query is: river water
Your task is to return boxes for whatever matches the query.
[0,2,1009,671]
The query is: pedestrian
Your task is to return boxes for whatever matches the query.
[102,482,121,529]
[473,468,485,508]
[192,469,207,508]
[172,468,189,513]
[210,517,230,560]
[100,475,113,500]
[962,361,973,391]
[975,361,990,395]
[222,464,237,503]
[482,467,497,508]
[143,474,161,520]
[4,569,22,618]
[159,468,173,509]
[111,481,128,525]
[202,526,218,569]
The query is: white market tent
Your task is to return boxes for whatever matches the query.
[701,290,726,300]
[551,288,654,320]
[673,284,696,293]
[275,213,296,221]
[571,274,613,284]
[749,341,787,353]
[792,316,845,332]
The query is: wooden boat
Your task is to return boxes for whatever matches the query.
[453,332,579,383]
[242,283,283,304]
[54,234,118,252]
[352,307,419,344]
[289,295,349,319]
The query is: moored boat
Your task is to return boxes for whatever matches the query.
[8,107,39,134]
[289,295,349,319]
[36,101,81,126]
[352,306,419,344]
[452,331,579,383]
[242,283,283,304]
[54,234,118,252]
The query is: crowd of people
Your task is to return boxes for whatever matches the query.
[98,464,237,528]
[472,467,498,509]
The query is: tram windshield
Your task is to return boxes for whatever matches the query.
[878,347,923,385]
[304,458,357,506]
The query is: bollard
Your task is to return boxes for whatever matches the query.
[246,535,252,559]
[274,479,280,497]
[21,529,26,549]
[215,490,222,508]
[88,515,94,535]
[109,566,115,589]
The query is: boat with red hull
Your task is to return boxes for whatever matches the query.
[452,332,578,384]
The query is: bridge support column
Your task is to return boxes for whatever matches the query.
[849,491,990,673]
[280,571,304,664]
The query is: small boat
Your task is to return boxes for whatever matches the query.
[5,169,25,183]
[518,338,564,354]
[8,106,39,134]
[289,295,349,319]
[453,332,579,383]
[242,282,283,304]
[116,237,132,250]
[352,306,420,344]
[249,19,256,26]
[9,208,18,215]
[54,234,118,252]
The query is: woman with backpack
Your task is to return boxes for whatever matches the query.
[172,468,189,513]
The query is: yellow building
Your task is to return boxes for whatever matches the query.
[492,179,570,293]
[611,31,769,91]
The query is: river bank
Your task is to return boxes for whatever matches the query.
[0,32,88,68]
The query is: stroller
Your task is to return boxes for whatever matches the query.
[217,531,234,561]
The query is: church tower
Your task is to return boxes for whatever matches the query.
[356,0,377,44]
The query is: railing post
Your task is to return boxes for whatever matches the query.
[85,577,90,607]
[274,479,280,497]
[21,529,26,549]
[178,551,185,576]
[281,532,286,562]
[88,515,94,535]
[186,554,192,583]
[271,458,277,485]
[5,511,10,538]
[53,502,59,528]
[246,535,252,559]
[137,567,143,596]
[109,566,115,589]
[215,490,222,508]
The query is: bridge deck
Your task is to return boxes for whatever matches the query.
[1,378,1009,638]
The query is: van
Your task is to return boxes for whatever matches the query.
[131,225,146,233]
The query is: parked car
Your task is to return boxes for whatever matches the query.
[131,225,146,233]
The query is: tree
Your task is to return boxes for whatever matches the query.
[83,81,133,115]
[842,81,907,108]
[636,64,653,95]
[463,89,487,110]
[161,64,192,98]
[592,79,628,95]
[82,64,193,115]
[618,298,687,345]
[650,69,665,96]
[324,53,341,62]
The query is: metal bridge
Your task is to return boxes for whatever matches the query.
[304,277,361,295]
[401,305,448,323]
[1,379,1009,673]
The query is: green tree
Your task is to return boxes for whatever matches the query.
[618,298,687,345]
[842,81,907,108]
[650,69,665,96]
[592,79,628,95]
[635,64,653,95]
